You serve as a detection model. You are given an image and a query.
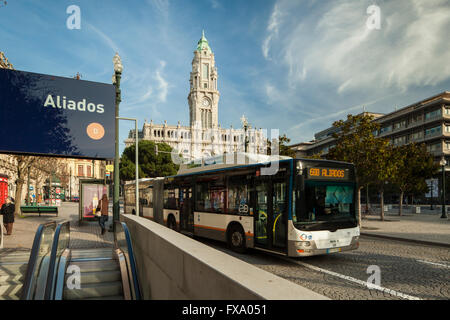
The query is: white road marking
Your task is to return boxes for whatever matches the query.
[284,258,421,300]
[417,260,450,269]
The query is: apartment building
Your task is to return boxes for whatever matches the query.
[291,92,450,166]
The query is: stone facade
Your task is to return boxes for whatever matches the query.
[124,32,266,160]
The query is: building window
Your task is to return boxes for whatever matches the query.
[77,165,84,176]
[393,120,406,130]
[87,166,91,177]
[380,125,392,134]
[411,131,423,141]
[202,63,209,79]
[204,83,208,89]
[427,142,441,152]
[425,126,441,137]
[425,109,441,120]
[393,136,407,145]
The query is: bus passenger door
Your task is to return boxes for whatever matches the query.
[254,179,273,248]
[272,180,287,250]
[180,186,194,234]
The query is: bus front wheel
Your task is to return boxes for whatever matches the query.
[227,224,246,253]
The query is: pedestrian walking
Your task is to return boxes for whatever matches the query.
[97,194,109,235]
[1,197,15,235]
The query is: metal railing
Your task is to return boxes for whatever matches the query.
[21,221,56,300]
[44,221,70,300]
[114,221,141,300]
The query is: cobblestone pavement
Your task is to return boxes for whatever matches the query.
[201,237,450,300]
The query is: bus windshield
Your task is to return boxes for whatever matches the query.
[294,180,357,230]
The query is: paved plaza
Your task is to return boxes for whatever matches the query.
[1,202,114,250]
[361,207,450,246]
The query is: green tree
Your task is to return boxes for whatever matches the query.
[371,142,399,221]
[267,134,296,157]
[327,114,389,223]
[391,143,438,216]
[305,152,323,160]
[119,140,179,181]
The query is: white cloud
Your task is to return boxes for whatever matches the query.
[264,0,450,94]
[155,60,169,102]
[85,22,120,54]
[209,0,221,10]
[262,3,283,59]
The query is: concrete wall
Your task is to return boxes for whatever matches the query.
[121,214,328,300]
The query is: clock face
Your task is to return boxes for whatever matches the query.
[202,99,210,107]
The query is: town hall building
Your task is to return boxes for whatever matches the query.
[124,31,266,160]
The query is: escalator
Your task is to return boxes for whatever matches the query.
[45,221,141,300]
[0,220,141,300]
[61,248,124,300]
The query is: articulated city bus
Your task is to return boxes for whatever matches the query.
[124,153,360,257]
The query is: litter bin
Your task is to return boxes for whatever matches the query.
[415,206,421,214]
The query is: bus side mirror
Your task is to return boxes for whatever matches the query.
[295,175,304,191]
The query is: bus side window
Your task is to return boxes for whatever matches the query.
[227,176,249,215]
[195,183,207,212]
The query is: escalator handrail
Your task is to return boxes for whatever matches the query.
[21,221,56,300]
[114,221,141,300]
[44,220,70,300]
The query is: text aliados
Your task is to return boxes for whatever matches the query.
[44,94,105,113]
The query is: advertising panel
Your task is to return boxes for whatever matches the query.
[80,182,108,221]
[0,68,115,159]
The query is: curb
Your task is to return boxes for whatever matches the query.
[360,232,450,249]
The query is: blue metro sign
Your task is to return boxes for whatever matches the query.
[0,68,115,159]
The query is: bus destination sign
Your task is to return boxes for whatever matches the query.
[306,167,349,180]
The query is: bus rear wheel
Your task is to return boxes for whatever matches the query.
[227,224,246,253]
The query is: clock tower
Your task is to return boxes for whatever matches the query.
[188,30,220,129]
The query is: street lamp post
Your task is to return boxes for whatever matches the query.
[240,115,248,153]
[440,156,447,219]
[26,165,31,205]
[113,53,123,231]
[118,117,139,217]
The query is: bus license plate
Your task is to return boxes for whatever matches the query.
[327,248,341,254]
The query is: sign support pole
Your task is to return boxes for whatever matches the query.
[118,117,139,217]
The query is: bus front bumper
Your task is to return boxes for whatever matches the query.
[288,236,359,257]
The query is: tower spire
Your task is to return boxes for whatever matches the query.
[196,30,212,53]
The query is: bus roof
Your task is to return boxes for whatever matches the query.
[176,153,292,176]
[124,177,164,185]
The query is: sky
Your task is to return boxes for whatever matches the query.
[1,0,450,154]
